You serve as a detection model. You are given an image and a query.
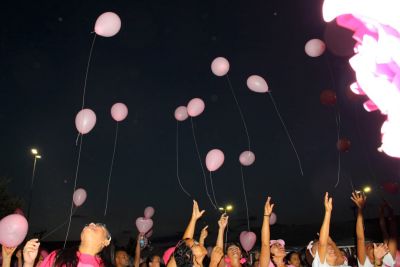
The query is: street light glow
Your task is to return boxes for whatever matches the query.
[219,207,224,211]
[31,148,38,155]
[226,205,233,211]
[363,186,372,193]
[35,155,42,159]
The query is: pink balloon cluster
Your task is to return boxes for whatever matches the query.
[73,188,87,207]
[205,149,225,172]
[0,214,28,247]
[94,12,121,37]
[239,231,256,252]
[136,206,155,234]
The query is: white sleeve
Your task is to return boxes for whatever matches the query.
[383,253,395,267]
[312,251,324,267]
[358,257,374,267]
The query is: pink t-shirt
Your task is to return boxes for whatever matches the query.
[40,250,104,267]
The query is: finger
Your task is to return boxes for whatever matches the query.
[203,225,209,230]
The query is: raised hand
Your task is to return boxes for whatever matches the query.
[218,213,229,229]
[351,191,366,209]
[324,192,333,213]
[373,243,389,261]
[200,225,209,243]
[192,200,205,220]
[23,239,40,266]
[264,197,274,216]
[2,246,17,259]
[210,246,224,266]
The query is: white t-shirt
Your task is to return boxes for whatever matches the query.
[312,250,350,267]
[358,254,395,267]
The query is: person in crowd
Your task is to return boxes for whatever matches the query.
[115,249,130,267]
[23,222,112,267]
[146,254,162,267]
[286,252,302,267]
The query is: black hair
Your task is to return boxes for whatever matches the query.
[225,242,243,254]
[146,254,161,266]
[285,251,299,264]
[52,246,112,267]
[173,240,193,267]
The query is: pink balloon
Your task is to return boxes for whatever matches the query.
[136,217,153,234]
[187,98,205,117]
[239,151,256,166]
[73,188,87,207]
[145,229,153,238]
[75,109,97,134]
[111,103,128,122]
[14,208,24,216]
[269,212,277,225]
[239,231,257,252]
[211,57,230,76]
[144,206,155,219]
[305,39,326,57]
[247,75,269,93]
[94,12,121,37]
[0,214,28,247]
[174,106,189,121]
[205,149,225,172]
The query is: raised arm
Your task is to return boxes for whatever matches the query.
[318,192,333,263]
[351,191,367,264]
[22,239,40,267]
[1,246,17,267]
[373,243,389,267]
[260,197,274,267]
[183,200,205,239]
[216,213,228,249]
[134,234,142,267]
[199,225,209,246]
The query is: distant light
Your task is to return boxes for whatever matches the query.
[35,155,42,159]
[363,186,372,193]
[218,207,224,211]
[226,205,233,211]
[31,148,38,155]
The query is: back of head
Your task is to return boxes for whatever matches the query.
[173,240,193,267]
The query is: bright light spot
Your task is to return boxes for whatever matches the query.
[363,186,372,193]
[31,148,38,155]
[226,205,233,211]
[35,155,41,159]
[218,207,224,211]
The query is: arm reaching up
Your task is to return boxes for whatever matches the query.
[351,191,367,265]
[23,239,40,267]
[260,197,274,267]
[183,200,205,239]
[216,213,229,249]
[199,225,209,246]
[317,192,333,263]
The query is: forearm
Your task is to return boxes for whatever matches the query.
[319,211,331,246]
[260,215,270,267]
[2,258,11,267]
[183,217,197,239]
[356,210,367,263]
[134,241,141,267]
[216,228,225,248]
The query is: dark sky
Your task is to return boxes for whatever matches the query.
[1,0,399,246]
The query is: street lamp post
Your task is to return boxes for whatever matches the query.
[27,148,41,220]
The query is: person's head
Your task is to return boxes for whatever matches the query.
[305,240,318,266]
[270,240,286,258]
[325,244,337,266]
[226,243,243,261]
[115,250,130,267]
[184,238,207,264]
[147,255,161,267]
[80,223,111,253]
[286,252,301,267]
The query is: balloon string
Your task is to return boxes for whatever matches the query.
[41,208,77,241]
[104,123,119,216]
[268,93,304,176]
[190,118,216,209]
[209,172,219,209]
[240,166,250,231]
[81,33,97,110]
[334,110,341,188]
[176,122,192,198]
[226,74,251,151]
[64,135,84,248]
[75,133,81,146]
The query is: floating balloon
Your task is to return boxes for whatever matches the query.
[305,39,326,57]
[144,206,155,219]
[320,89,337,106]
[136,217,153,234]
[383,182,399,194]
[239,151,255,166]
[94,12,121,37]
[247,75,269,93]
[211,57,230,77]
[337,138,351,152]
[205,149,225,172]
[73,188,87,207]
[75,109,97,134]
[111,103,128,122]
[0,214,28,247]
[239,231,256,252]
[187,98,205,117]
[174,106,189,121]
[269,212,277,225]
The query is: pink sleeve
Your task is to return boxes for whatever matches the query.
[40,251,58,267]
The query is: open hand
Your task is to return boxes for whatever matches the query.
[351,191,366,209]
[264,196,274,216]
[192,200,205,220]
[324,192,333,212]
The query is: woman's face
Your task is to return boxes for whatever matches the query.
[325,244,337,266]
[289,253,301,267]
[227,245,242,260]
[185,239,207,260]
[271,243,286,258]
[81,223,111,250]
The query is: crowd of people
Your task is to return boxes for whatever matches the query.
[1,192,398,267]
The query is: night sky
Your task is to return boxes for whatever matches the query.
[1,0,399,247]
